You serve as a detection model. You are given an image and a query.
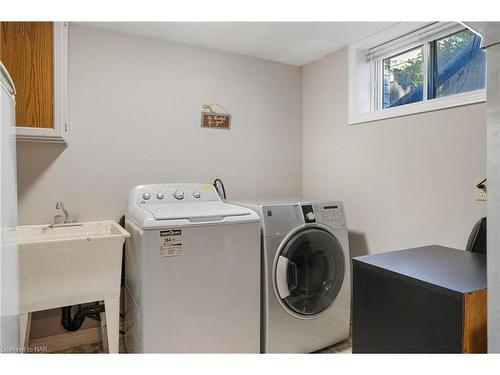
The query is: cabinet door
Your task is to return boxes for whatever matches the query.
[352,261,464,353]
[0,22,54,128]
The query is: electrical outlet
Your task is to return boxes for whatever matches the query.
[475,178,487,201]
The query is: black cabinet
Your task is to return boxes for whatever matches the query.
[352,245,487,353]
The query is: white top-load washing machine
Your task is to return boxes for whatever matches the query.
[235,201,350,353]
[124,183,260,353]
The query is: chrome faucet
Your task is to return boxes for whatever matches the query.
[50,201,81,228]
[55,201,70,223]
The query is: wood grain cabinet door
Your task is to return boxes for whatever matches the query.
[0,22,54,128]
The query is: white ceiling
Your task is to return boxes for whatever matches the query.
[79,22,396,66]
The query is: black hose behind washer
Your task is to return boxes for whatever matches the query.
[61,303,105,332]
[61,306,86,332]
[213,178,226,199]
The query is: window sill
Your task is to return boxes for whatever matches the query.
[348,89,486,125]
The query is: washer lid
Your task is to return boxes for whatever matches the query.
[126,183,260,229]
[140,201,252,221]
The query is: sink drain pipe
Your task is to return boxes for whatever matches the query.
[61,303,105,332]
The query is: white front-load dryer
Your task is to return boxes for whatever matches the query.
[235,201,350,353]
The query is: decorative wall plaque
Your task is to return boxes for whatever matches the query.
[201,111,231,130]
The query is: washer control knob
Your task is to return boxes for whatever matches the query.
[306,212,315,221]
[173,190,185,200]
[193,191,201,198]
[142,192,151,200]
[156,192,164,200]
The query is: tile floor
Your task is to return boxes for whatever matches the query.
[54,338,126,354]
[55,336,352,354]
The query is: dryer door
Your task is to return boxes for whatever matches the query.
[274,227,345,318]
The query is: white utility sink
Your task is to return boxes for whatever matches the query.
[16,221,130,353]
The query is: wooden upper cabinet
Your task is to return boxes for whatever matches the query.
[0,22,54,128]
[0,22,67,143]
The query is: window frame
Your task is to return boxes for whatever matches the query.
[348,22,486,125]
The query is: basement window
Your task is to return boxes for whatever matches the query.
[382,46,424,108]
[348,22,486,125]
[429,29,485,99]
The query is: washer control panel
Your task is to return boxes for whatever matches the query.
[134,183,219,205]
[259,201,346,238]
[301,204,316,224]
[314,202,346,228]
[173,190,185,200]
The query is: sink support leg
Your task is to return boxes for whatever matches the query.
[100,301,108,352]
[104,298,119,353]
[19,312,32,351]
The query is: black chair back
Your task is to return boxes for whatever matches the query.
[466,217,487,255]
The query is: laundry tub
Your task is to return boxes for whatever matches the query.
[16,221,129,353]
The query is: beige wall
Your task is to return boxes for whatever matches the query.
[17,25,303,339]
[17,25,303,226]
[302,48,487,257]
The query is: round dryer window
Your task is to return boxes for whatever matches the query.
[274,227,345,317]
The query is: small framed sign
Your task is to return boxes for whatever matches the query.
[201,112,231,130]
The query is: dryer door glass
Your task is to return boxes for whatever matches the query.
[275,227,345,317]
